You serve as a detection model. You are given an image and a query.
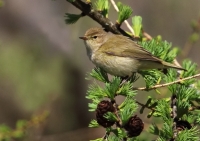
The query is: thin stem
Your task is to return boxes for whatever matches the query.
[142,30,152,40]
[173,59,182,67]
[113,102,122,127]
[171,94,177,119]
[67,0,132,38]
[109,0,135,36]
[136,100,155,111]
[133,73,200,91]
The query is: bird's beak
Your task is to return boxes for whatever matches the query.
[79,36,88,40]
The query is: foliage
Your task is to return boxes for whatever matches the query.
[117,2,133,24]
[65,13,83,24]
[132,16,142,37]
[66,0,200,140]
[95,0,110,18]
[0,111,48,140]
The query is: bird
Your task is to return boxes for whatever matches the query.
[79,27,185,77]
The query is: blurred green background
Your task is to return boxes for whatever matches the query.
[0,0,199,140]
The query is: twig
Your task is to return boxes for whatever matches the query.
[133,73,200,91]
[171,94,177,119]
[142,30,152,40]
[173,59,182,67]
[189,106,200,111]
[136,100,155,111]
[171,95,178,138]
[113,101,122,127]
[109,0,135,36]
[66,0,132,38]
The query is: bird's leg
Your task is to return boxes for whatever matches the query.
[121,76,130,81]
[120,73,139,86]
[120,76,131,86]
[158,68,168,75]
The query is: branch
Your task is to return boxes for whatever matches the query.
[133,73,200,91]
[142,30,152,40]
[109,0,135,36]
[66,0,133,38]
[136,100,155,111]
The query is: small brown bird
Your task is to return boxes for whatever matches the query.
[79,27,185,77]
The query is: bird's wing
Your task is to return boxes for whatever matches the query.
[100,35,161,62]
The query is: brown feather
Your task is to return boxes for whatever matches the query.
[100,35,161,63]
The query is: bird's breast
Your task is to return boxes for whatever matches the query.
[91,53,140,76]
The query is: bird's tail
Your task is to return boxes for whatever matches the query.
[162,61,186,71]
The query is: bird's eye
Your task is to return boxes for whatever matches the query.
[92,36,98,39]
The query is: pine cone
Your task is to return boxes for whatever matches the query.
[124,115,144,137]
[96,100,115,128]
[176,120,192,131]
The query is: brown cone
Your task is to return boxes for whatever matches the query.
[124,115,144,137]
[96,100,115,128]
[176,120,192,131]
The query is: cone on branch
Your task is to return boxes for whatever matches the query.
[96,100,116,128]
[176,120,192,131]
[124,115,144,137]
